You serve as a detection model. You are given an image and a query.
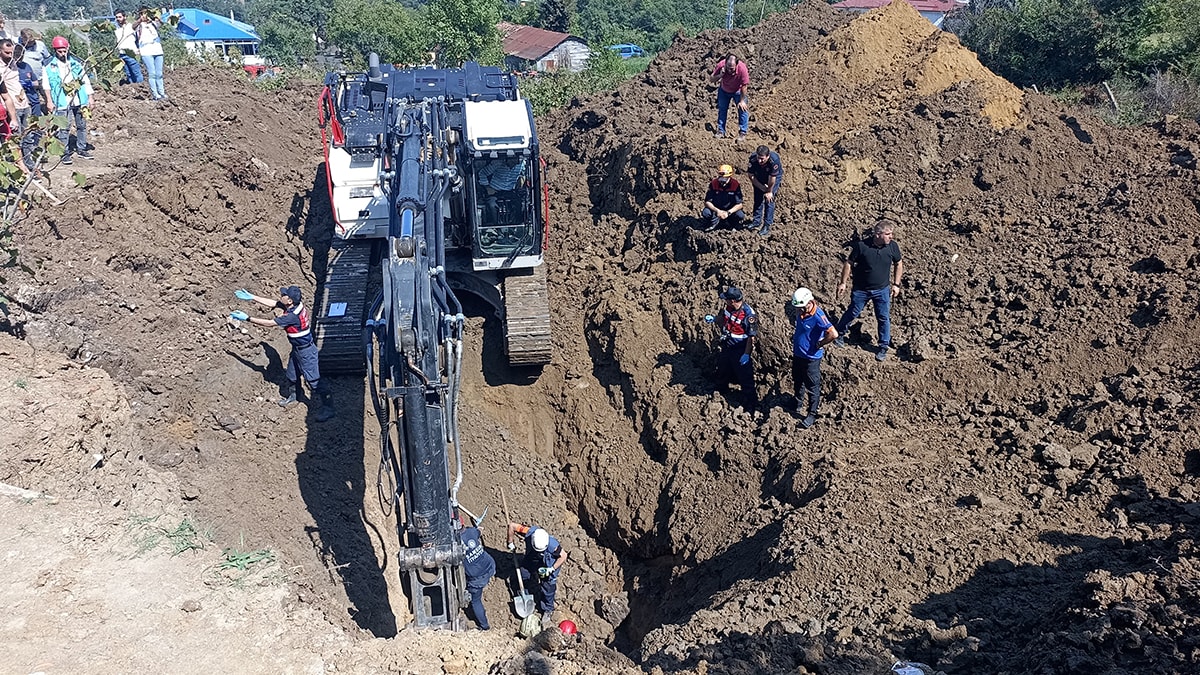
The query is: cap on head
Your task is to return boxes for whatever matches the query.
[717,164,734,178]
[51,36,69,50]
[791,287,814,307]
[531,528,550,552]
[280,285,302,303]
[720,286,743,302]
[558,620,578,636]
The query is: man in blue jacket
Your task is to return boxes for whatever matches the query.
[507,521,568,623]
[458,515,495,630]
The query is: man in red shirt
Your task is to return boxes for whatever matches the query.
[708,54,749,140]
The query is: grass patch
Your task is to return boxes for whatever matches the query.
[124,515,213,558]
[206,534,282,587]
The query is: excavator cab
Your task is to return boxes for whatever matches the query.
[471,154,535,257]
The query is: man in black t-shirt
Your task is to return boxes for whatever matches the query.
[833,220,904,361]
[700,164,746,231]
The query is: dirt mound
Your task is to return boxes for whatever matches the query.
[537,1,1200,672]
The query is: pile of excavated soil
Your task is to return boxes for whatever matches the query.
[4,1,1200,673]
[537,0,1200,672]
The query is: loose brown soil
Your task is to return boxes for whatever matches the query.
[3,2,1199,673]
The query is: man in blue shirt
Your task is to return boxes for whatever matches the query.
[791,287,838,429]
[477,157,526,224]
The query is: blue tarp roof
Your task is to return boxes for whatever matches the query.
[174,8,259,43]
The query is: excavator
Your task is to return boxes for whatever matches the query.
[316,56,552,629]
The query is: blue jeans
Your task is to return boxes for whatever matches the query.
[55,107,87,160]
[17,106,41,170]
[716,88,747,135]
[142,54,165,99]
[836,287,892,347]
[121,53,144,84]
[751,183,781,230]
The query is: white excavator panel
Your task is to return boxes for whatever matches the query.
[327,146,388,238]
[463,100,533,154]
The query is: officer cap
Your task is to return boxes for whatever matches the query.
[280,286,302,303]
[720,286,743,301]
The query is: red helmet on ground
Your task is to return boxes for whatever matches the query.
[558,619,577,636]
[51,36,69,50]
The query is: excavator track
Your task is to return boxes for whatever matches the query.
[502,265,552,366]
[315,239,374,375]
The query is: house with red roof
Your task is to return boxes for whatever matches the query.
[498,22,591,74]
[831,0,969,29]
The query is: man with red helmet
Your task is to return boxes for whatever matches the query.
[40,35,95,164]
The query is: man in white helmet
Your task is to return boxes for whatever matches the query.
[791,287,837,429]
[507,521,568,623]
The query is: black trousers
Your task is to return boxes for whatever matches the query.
[716,340,757,412]
[792,355,822,416]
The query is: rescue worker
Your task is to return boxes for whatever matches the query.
[747,144,783,237]
[704,286,759,414]
[230,285,336,422]
[458,515,495,630]
[790,287,838,429]
[700,164,746,231]
[507,521,568,623]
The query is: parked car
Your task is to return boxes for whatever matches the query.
[608,44,646,59]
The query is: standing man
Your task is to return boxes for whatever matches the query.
[708,53,748,141]
[507,521,568,624]
[705,286,759,415]
[41,36,94,165]
[0,39,28,135]
[746,145,783,237]
[700,164,746,231]
[790,288,838,429]
[113,10,144,86]
[833,219,904,361]
[458,515,495,630]
[230,285,336,422]
[19,30,49,80]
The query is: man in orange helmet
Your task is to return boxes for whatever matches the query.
[700,164,746,231]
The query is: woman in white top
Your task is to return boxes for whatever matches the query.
[135,7,166,101]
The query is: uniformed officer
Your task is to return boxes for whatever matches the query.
[231,285,336,422]
[705,286,759,414]
[458,516,495,630]
[507,521,568,624]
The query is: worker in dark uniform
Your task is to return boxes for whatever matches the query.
[231,285,335,422]
[507,521,568,624]
[747,145,783,237]
[458,515,495,630]
[704,285,759,414]
[700,163,747,231]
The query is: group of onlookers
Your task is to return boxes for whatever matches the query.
[0,8,168,177]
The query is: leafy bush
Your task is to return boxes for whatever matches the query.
[520,47,648,116]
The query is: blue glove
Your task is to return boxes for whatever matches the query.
[703,314,715,323]
[538,567,552,579]
[739,354,750,366]
[230,310,249,321]
[234,289,253,301]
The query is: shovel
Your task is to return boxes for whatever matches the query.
[500,488,536,618]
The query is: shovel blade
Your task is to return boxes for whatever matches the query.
[513,592,536,618]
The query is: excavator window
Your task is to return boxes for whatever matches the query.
[474,156,533,257]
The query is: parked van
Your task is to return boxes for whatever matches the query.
[608,44,646,59]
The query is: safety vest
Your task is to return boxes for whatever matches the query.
[284,303,313,347]
[44,56,89,109]
[720,305,757,342]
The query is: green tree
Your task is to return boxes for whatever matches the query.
[537,0,572,33]
[327,0,427,65]
[425,0,503,66]
[246,0,332,64]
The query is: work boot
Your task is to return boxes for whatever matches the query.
[832,336,846,348]
[278,384,297,407]
[876,345,890,362]
[758,223,771,237]
[801,414,817,429]
[315,391,336,422]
